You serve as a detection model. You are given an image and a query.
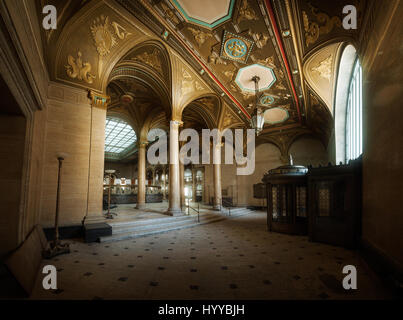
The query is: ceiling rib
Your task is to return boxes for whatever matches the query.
[263,0,302,123]
[139,0,251,119]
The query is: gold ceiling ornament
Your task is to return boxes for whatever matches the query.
[276,69,285,79]
[275,83,287,91]
[223,110,237,128]
[132,49,163,74]
[302,4,342,47]
[111,21,132,40]
[279,104,291,111]
[208,50,227,65]
[197,97,215,113]
[224,69,235,79]
[311,54,332,81]
[230,83,240,92]
[65,50,96,84]
[248,30,269,49]
[240,90,254,100]
[188,27,213,47]
[220,31,254,64]
[237,0,258,24]
[254,56,276,69]
[160,2,180,25]
[90,16,117,57]
[180,68,205,96]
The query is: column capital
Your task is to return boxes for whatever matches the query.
[88,90,110,109]
[171,120,184,127]
[138,141,149,148]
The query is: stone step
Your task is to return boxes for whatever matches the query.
[108,213,192,229]
[111,210,228,234]
[99,208,252,243]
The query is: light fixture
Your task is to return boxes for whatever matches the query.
[250,76,265,135]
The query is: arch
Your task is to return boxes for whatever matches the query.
[51,0,173,97]
[108,61,171,117]
[333,43,358,164]
[181,94,221,130]
[288,136,329,167]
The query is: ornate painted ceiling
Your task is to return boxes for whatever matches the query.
[38,0,370,157]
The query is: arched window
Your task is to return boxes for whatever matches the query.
[346,59,363,161]
[334,44,363,163]
[104,117,137,157]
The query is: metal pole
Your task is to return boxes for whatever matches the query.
[108,173,112,217]
[44,156,70,258]
[54,156,63,244]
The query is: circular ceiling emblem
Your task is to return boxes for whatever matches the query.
[120,94,134,104]
[224,38,247,59]
[260,94,275,105]
[264,107,289,124]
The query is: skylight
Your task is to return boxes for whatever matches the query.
[104,117,137,155]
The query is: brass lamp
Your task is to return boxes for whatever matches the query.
[250,75,265,135]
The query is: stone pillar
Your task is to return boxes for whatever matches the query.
[213,142,222,210]
[166,120,183,216]
[136,141,147,209]
[152,167,156,185]
[162,166,167,200]
[192,169,196,202]
[84,91,109,224]
[180,161,185,208]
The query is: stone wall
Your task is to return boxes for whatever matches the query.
[0,114,26,258]
[39,84,106,227]
[360,0,403,270]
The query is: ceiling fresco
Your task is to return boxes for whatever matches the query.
[38,0,373,156]
[149,0,300,130]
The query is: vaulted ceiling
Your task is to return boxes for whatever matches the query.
[38,0,370,155]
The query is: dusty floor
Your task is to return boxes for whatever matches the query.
[30,211,392,300]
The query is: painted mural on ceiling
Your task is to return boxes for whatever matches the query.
[153,0,301,130]
[40,0,369,144]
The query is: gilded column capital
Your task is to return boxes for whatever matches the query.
[138,141,149,148]
[171,119,184,127]
[88,90,110,109]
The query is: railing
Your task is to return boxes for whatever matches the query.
[186,202,200,223]
[220,198,233,216]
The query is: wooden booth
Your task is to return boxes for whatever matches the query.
[262,157,362,248]
[307,158,362,248]
[262,164,308,235]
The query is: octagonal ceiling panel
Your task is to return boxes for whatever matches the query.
[235,64,276,92]
[264,107,289,124]
[171,0,235,28]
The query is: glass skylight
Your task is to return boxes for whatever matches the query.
[104,117,137,154]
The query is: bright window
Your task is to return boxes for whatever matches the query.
[104,117,137,154]
[346,60,363,161]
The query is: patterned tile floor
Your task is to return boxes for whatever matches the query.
[31,211,392,300]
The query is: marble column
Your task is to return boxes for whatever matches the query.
[162,166,167,200]
[166,120,183,216]
[213,142,222,210]
[136,141,147,209]
[84,91,109,224]
[180,161,185,209]
[152,167,156,185]
[192,169,196,202]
